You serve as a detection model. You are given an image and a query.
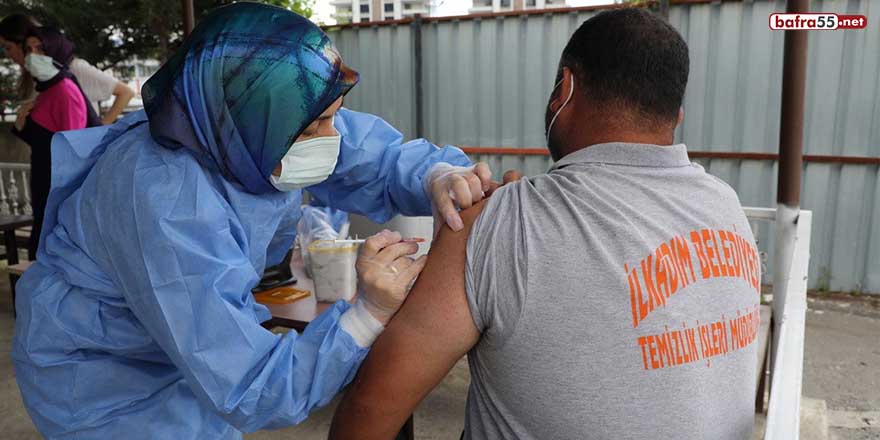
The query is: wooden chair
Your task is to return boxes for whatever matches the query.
[14,226,34,260]
[8,260,33,317]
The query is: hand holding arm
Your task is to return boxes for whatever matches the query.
[425,162,493,232]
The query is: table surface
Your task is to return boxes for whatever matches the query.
[256,250,416,440]
[259,250,339,326]
[0,215,32,231]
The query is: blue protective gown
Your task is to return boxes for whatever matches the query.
[13,5,471,437]
[12,104,469,438]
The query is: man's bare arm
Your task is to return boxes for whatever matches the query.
[329,201,487,440]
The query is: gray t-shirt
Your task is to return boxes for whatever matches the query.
[464,143,760,440]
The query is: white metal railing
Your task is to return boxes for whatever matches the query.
[0,162,32,216]
[743,207,812,440]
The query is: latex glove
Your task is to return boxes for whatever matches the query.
[486,169,524,196]
[424,162,493,232]
[356,230,428,325]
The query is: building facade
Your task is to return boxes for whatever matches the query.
[332,0,431,23]
[469,0,569,14]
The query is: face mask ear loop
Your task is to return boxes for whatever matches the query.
[545,79,563,133]
[546,73,576,146]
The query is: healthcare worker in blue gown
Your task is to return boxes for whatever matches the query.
[11,3,495,439]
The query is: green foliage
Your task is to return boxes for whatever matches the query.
[0,0,314,104]
[0,57,19,114]
[262,0,314,18]
[816,266,832,292]
[0,0,315,69]
[3,0,178,69]
[851,284,863,297]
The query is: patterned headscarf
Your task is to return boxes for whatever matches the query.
[142,2,359,194]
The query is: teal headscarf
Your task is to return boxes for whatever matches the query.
[142,2,359,194]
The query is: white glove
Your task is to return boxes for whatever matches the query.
[423,162,493,233]
[355,230,428,325]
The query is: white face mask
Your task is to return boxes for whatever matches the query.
[270,133,342,192]
[24,53,60,82]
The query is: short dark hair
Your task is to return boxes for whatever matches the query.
[560,8,689,125]
[0,14,39,44]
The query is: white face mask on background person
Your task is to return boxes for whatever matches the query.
[24,53,60,82]
[270,133,342,192]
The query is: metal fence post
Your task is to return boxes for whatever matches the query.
[413,14,424,139]
[770,0,809,403]
[777,0,808,209]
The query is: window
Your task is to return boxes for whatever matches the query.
[526,0,536,6]
[385,14,394,20]
[384,3,393,12]
[360,4,369,13]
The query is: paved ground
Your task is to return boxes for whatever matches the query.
[804,296,880,440]
[0,273,877,439]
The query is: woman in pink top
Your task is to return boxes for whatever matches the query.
[12,26,100,255]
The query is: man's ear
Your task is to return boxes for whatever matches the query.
[548,67,575,114]
[559,67,575,107]
[677,107,684,127]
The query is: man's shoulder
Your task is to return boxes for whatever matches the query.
[684,160,740,198]
[469,178,535,224]
[459,198,490,232]
[458,183,520,243]
[457,181,531,265]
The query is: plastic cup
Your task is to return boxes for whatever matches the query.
[307,240,358,302]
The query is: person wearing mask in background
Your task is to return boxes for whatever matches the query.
[11,26,101,256]
[0,14,38,103]
[0,14,136,125]
[331,9,760,440]
[12,3,504,439]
